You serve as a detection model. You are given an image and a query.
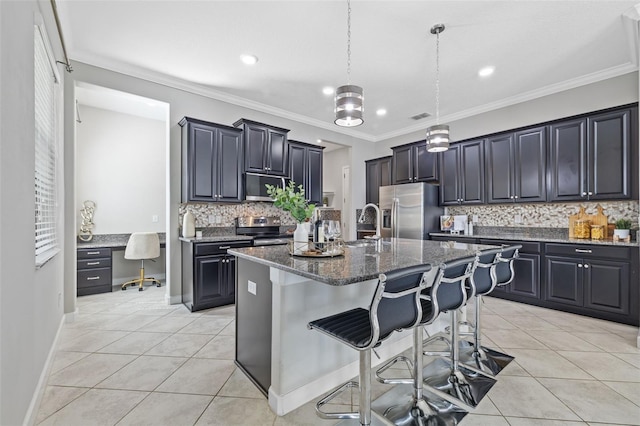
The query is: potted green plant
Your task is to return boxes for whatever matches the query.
[614,218,632,239]
[266,181,315,253]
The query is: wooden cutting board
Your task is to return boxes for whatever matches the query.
[568,204,609,238]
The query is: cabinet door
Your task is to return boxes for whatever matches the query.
[460,140,485,204]
[514,126,547,203]
[244,124,268,173]
[485,133,514,204]
[267,129,288,175]
[188,124,216,201]
[288,143,307,190]
[380,156,392,187]
[439,145,461,205]
[225,256,237,300]
[588,108,632,200]
[584,259,629,315]
[510,253,540,299]
[216,128,243,202]
[414,143,439,182]
[392,145,413,184]
[306,147,323,204]
[545,256,583,306]
[548,118,587,202]
[195,255,229,309]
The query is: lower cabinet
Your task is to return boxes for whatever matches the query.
[182,240,251,311]
[545,243,635,322]
[77,248,112,296]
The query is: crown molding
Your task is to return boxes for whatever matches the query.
[71,53,377,142]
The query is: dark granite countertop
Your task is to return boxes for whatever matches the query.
[77,233,167,249]
[179,235,254,243]
[430,226,639,247]
[229,238,496,286]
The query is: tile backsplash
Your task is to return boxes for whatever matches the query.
[447,201,639,228]
[179,202,298,229]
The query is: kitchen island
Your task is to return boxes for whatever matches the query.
[229,238,495,415]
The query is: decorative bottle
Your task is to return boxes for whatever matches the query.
[182,211,196,238]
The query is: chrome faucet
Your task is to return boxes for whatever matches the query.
[358,203,382,240]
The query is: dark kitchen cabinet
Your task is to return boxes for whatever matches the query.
[479,239,540,302]
[182,240,251,311]
[392,140,438,185]
[288,140,324,205]
[234,119,289,176]
[365,156,392,205]
[439,139,485,205]
[485,127,546,204]
[548,106,637,202]
[545,243,637,324]
[179,117,243,203]
[77,248,112,296]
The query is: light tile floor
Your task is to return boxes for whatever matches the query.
[36,285,640,425]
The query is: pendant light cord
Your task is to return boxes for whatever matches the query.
[435,29,441,125]
[347,0,352,84]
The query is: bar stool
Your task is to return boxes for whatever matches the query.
[419,254,498,412]
[307,264,430,426]
[373,256,479,424]
[459,244,521,376]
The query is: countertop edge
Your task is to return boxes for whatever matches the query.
[179,235,254,243]
[429,232,639,247]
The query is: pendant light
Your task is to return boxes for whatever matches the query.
[335,0,364,127]
[426,24,450,152]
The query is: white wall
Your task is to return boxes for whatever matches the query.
[322,147,350,210]
[76,105,166,234]
[0,1,66,425]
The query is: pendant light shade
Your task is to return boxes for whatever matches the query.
[426,23,449,152]
[334,84,363,127]
[335,0,364,127]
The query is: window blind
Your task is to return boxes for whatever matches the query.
[34,26,59,267]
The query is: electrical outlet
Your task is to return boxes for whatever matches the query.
[248,280,257,295]
[472,215,478,223]
[208,215,215,224]
[152,215,159,223]
[216,216,222,224]
[515,214,522,224]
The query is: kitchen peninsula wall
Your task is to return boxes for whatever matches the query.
[447,200,639,229]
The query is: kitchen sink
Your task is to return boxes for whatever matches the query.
[345,240,389,248]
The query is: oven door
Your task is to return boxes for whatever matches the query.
[244,173,288,202]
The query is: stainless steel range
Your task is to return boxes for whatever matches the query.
[235,216,293,246]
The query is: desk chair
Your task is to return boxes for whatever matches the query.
[121,232,161,291]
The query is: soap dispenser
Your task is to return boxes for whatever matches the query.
[182,210,196,238]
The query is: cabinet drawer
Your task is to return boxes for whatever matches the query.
[78,248,112,259]
[77,267,111,288]
[479,239,540,254]
[77,257,111,270]
[545,243,631,260]
[194,240,252,256]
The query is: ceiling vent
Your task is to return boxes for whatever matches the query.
[410,112,431,120]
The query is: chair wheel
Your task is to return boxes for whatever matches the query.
[156,283,161,287]
[122,287,126,291]
[139,287,143,291]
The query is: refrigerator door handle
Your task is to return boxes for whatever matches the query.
[392,198,399,238]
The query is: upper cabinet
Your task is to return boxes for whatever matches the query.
[548,106,637,201]
[365,156,392,205]
[439,139,485,206]
[180,117,244,203]
[288,140,324,205]
[392,140,438,184]
[485,126,547,204]
[234,119,289,176]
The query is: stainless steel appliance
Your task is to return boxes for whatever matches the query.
[244,173,289,202]
[235,216,292,246]
[379,182,443,239]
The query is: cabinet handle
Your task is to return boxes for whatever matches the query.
[86,262,100,266]
[87,251,101,255]
[575,249,592,253]
[87,276,101,280]
[219,246,231,250]
[581,192,587,196]
[588,191,593,196]
[514,195,518,199]
[577,264,583,268]
[584,264,590,269]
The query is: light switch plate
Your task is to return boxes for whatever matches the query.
[515,214,522,224]
[152,215,159,223]
[248,280,257,295]
[208,215,215,224]
[472,215,478,223]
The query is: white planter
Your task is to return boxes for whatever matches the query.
[613,229,629,239]
[293,223,308,254]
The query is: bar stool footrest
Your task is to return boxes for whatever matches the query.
[374,355,414,385]
[316,380,360,420]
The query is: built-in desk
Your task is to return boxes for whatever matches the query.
[76,233,166,296]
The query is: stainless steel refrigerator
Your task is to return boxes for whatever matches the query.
[379,182,443,239]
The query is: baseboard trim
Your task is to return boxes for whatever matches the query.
[23,313,68,426]
[166,294,182,305]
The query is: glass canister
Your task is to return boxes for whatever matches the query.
[590,224,604,240]
[575,219,591,239]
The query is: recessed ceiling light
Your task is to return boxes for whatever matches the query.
[240,54,258,65]
[478,66,495,77]
[376,108,387,116]
[316,139,323,144]
[322,87,334,96]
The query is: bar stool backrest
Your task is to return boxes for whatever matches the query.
[370,264,432,346]
[471,247,503,296]
[427,255,478,319]
[495,244,522,286]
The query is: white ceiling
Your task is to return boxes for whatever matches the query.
[57,1,640,142]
